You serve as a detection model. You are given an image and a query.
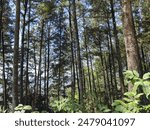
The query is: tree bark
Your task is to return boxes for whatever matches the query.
[68,0,76,104]
[12,0,20,110]
[0,0,7,109]
[25,0,31,104]
[20,0,28,104]
[46,24,51,109]
[122,0,141,91]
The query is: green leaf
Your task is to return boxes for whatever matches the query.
[112,100,127,107]
[133,70,139,78]
[115,105,127,112]
[143,81,150,87]
[124,70,134,80]
[23,105,32,111]
[14,104,23,111]
[142,82,150,99]
[124,92,136,98]
[132,77,140,84]
[132,80,143,93]
[135,93,144,99]
[103,109,111,113]
[128,102,139,112]
[123,97,133,102]
[143,72,150,80]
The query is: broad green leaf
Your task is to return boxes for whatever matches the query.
[133,70,139,78]
[142,83,150,99]
[115,105,127,112]
[124,70,134,79]
[132,80,143,93]
[143,72,150,80]
[23,105,32,111]
[14,104,23,111]
[103,109,111,113]
[132,77,140,84]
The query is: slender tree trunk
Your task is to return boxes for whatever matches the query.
[20,0,28,104]
[39,20,44,96]
[12,0,20,110]
[89,54,97,99]
[2,32,7,109]
[110,0,125,95]
[122,0,141,91]
[46,25,50,109]
[141,44,146,72]
[44,47,47,108]
[0,0,7,109]
[84,29,92,95]
[58,8,63,101]
[72,0,84,109]
[33,40,37,109]
[104,55,112,107]
[106,32,114,101]
[68,0,76,103]
[98,35,107,99]
[107,19,118,100]
[25,0,31,104]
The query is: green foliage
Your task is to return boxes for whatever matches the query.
[50,88,81,113]
[51,97,81,113]
[112,92,142,113]
[112,70,150,113]
[97,104,111,113]
[14,104,32,113]
[37,1,55,19]
[83,91,111,113]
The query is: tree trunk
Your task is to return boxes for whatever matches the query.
[68,0,76,104]
[25,0,31,104]
[89,54,97,99]
[2,32,7,109]
[122,0,141,91]
[110,0,125,95]
[0,0,7,109]
[46,24,51,109]
[38,20,44,96]
[20,0,28,104]
[33,40,37,109]
[12,0,20,110]
[72,0,84,109]
[107,18,118,99]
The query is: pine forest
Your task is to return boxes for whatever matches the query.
[0,0,150,113]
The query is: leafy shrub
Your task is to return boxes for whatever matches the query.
[51,97,81,113]
[112,70,150,113]
[14,104,32,113]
